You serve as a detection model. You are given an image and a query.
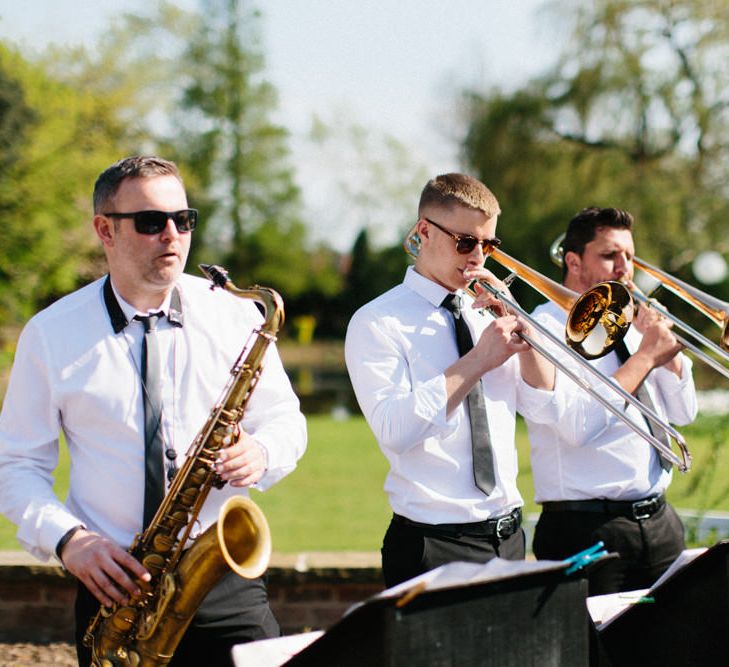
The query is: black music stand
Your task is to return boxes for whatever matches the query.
[282,558,592,667]
[593,540,729,666]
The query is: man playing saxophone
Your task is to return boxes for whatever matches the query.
[0,156,307,665]
[526,207,697,595]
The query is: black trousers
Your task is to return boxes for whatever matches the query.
[532,501,685,596]
[75,570,279,667]
[381,515,526,588]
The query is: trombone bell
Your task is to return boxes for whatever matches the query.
[567,281,635,360]
[488,248,633,361]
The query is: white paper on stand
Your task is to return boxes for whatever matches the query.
[231,630,323,667]
[587,547,707,629]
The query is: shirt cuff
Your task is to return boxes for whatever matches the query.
[516,373,561,422]
[652,353,693,389]
[17,499,86,562]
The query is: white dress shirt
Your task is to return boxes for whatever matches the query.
[527,300,697,503]
[345,267,569,524]
[0,272,307,561]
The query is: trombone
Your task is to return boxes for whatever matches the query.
[404,225,692,472]
[551,234,729,382]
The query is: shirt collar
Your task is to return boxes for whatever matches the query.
[403,265,464,308]
[103,275,184,333]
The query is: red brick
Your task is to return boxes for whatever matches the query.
[0,582,43,603]
[0,553,384,642]
[334,583,383,602]
[282,585,334,602]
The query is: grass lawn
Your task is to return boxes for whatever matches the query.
[1,413,729,552]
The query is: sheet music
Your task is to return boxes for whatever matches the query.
[344,557,568,615]
[231,631,323,667]
[587,547,708,629]
[587,589,651,629]
[650,546,705,589]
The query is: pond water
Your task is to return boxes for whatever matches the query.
[288,366,360,416]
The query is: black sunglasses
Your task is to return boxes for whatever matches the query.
[424,217,501,255]
[103,209,198,235]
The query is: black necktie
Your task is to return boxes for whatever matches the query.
[441,293,496,495]
[135,313,166,527]
[614,340,672,471]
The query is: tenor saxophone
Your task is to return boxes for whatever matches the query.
[84,264,283,667]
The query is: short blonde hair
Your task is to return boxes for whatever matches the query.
[418,173,501,218]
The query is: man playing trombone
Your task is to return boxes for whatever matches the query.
[527,206,698,595]
[345,173,571,587]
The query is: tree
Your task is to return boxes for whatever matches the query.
[0,43,127,328]
[303,111,431,252]
[461,0,729,316]
[158,0,314,297]
[34,1,341,322]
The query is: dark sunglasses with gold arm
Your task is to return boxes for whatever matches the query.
[423,217,501,255]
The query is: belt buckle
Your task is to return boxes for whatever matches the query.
[495,515,514,539]
[632,498,655,520]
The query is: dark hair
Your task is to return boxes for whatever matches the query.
[561,207,634,278]
[418,173,501,218]
[93,156,183,213]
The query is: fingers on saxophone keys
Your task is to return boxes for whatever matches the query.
[212,424,236,447]
[91,572,126,608]
[106,569,143,606]
[87,578,114,608]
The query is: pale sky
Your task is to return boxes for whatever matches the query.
[0,0,558,249]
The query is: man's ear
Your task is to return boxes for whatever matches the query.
[416,217,431,241]
[564,250,580,276]
[93,214,114,247]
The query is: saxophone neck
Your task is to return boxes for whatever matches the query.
[199,264,285,333]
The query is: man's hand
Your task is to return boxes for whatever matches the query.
[635,304,683,374]
[60,529,151,607]
[469,270,555,390]
[467,267,513,317]
[215,430,267,487]
[472,314,532,368]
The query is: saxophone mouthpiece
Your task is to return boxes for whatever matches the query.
[199,264,230,290]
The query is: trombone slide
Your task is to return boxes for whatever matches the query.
[476,280,692,472]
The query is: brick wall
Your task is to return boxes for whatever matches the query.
[0,551,384,643]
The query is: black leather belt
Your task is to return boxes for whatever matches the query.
[541,494,666,521]
[392,507,522,540]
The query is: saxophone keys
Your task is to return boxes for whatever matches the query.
[109,606,138,633]
[152,533,176,553]
[141,553,166,578]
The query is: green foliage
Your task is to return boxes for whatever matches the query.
[310,228,408,338]
[0,1,343,338]
[0,44,127,328]
[159,0,319,298]
[287,114,430,337]
[0,59,31,168]
[347,229,409,310]
[462,0,729,327]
